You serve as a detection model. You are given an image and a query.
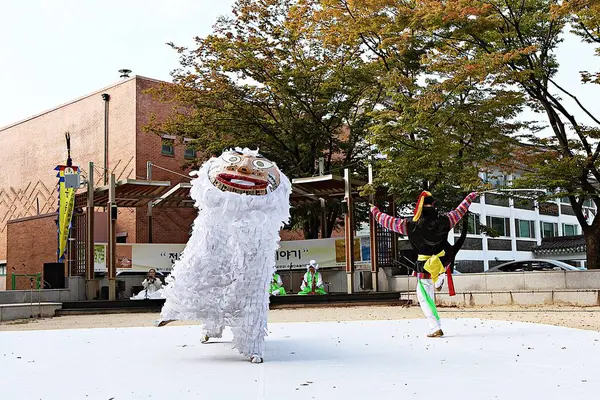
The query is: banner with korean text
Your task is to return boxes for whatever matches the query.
[94,237,371,272]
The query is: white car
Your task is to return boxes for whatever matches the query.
[487,259,581,272]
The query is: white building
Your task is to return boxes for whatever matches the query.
[449,173,596,271]
[357,172,597,272]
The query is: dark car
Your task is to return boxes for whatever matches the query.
[487,259,581,272]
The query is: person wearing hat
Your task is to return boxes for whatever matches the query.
[270,272,286,296]
[370,191,478,337]
[299,260,326,295]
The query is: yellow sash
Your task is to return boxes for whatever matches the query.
[417,250,446,283]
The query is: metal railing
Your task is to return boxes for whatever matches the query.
[11,273,41,290]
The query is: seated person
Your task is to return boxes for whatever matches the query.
[269,272,286,296]
[298,260,326,295]
[131,269,164,299]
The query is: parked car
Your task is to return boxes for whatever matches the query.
[487,259,581,273]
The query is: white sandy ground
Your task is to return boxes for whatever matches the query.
[1,304,600,331]
[1,316,599,400]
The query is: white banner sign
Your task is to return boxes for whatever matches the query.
[94,236,371,273]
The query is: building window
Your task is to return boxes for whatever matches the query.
[540,221,558,238]
[484,173,508,188]
[515,219,535,239]
[584,207,597,222]
[539,202,559,216]
[454,213,480,234]
[513,197,535,210]
[161,134,176,156]
[0,264,6,276]
[484,193,509,207]
[486,216,510,237]
[563,223,578,236]
[184,147,196,159]
[161,139,174,156]
[564,197,595,209]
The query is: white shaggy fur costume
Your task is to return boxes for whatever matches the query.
[159,149,291,362]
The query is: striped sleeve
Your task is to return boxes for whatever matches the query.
[371,206,408,235]
[447,192,478,229]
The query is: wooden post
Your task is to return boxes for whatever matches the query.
[368,162,378,292]
[147,202,154,243]
[102,93,110,185]
[107,174,117,301]
[344,168,355,294]
[320,198,327,239]
[85,162,97,300]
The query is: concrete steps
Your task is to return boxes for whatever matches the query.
[56,292,408,315]
[0,302,62,322]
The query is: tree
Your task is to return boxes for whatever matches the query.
[313,0,600,268]
[305,0,528,268]
[404,0,600,268]
[148,0,379,238]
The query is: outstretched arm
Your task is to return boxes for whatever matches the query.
[447,192,479,229]
[370,205,408,235]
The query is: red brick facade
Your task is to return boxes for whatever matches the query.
[134,78,197,245]
[0,76,197,283]
[7,214,60,290]
[0,77,140,261]
[0,75,342,288]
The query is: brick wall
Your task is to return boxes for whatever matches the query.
[0,75,344,270]
[0,77,139,260]
[7,214,59,290]
[280,226,345,241]
[135,78,196,244]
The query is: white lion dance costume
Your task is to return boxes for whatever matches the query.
[157,148,291,363]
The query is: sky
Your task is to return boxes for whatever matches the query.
[522,32,599,131]
[0,0,236,127]
[0,0,598,129]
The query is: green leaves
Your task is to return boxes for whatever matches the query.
[147,0,379,238]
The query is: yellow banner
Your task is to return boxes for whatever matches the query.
[57,167,76,261]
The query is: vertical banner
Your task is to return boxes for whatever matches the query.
[55,165,78,261]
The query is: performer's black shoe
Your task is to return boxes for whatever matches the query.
[201,334,210,343]
[250,355,263,363]
[155,320,174,327]
[427,329,444,338]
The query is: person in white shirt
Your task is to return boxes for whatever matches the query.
[132,269,163,299]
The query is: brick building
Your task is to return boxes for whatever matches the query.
[0,76,196,288]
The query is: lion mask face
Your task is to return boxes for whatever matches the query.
[208,150,281,195]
